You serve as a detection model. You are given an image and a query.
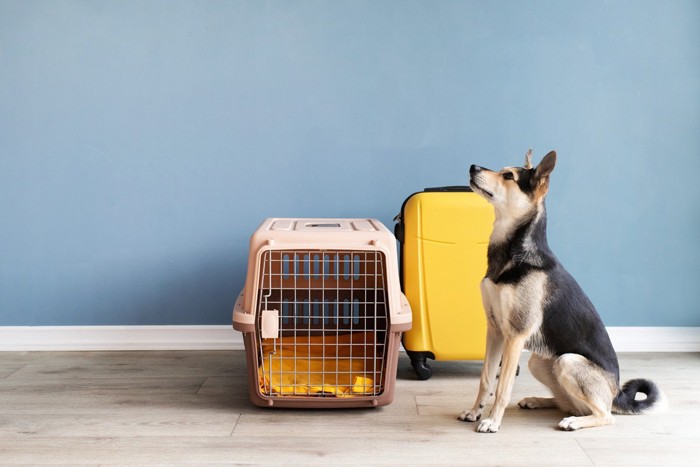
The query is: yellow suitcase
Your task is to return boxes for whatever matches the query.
[395,186,494,379]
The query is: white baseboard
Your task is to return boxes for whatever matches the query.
[0,325,698,352]
[0,326,242,351]
[606,327,700,352]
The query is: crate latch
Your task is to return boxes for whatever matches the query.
[261,309,280,339]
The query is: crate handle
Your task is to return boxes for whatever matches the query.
[305,223,342,228]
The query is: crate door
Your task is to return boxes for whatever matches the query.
[255,250,389,398]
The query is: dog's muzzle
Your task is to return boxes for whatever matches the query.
[469,165,482,186]
[469,165,493,198]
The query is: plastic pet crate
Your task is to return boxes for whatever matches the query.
[233,218,412,408]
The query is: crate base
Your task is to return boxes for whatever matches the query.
[242,332,402,408]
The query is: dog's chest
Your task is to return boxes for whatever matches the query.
[480,279,518,334]
[480,273,547,339]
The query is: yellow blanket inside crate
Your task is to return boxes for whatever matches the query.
[258,332,379,397]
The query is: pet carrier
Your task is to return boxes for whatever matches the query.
[233,218,412,408]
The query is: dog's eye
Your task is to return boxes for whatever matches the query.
[502,172,514,180]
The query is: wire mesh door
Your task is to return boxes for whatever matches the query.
[255,249,389,398]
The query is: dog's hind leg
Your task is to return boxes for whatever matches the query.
[518,354,574,412]
[459,325,504,423]
[553,354,616,431]
[518,396,557,409]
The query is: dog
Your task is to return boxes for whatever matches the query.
[458,150,664,433]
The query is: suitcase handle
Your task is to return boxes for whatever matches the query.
[394,186,474,241]
[423,185,473,192]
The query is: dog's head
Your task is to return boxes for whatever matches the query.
[469,150,557,218]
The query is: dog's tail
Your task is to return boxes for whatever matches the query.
[612,378,667,415]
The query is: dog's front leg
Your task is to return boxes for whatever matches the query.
[475,336,525,433]
[459,325,503,423]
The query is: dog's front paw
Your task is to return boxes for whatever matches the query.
[458,408,481,422]
[476,418,500,433]
[559,416,580,431]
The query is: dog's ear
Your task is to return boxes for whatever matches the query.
[524,149,533,169]
[535,151,556,179]
[532,151,556,197]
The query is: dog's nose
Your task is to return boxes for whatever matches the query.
[470,165,482,175]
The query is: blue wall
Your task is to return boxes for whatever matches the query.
[2,0,699,326]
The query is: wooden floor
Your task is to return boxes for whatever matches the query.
[0,351,697,466]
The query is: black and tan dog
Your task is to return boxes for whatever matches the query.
[459,150,664,433]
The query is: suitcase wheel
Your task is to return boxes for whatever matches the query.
[413,360,432,380]
[408,352,433,380]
